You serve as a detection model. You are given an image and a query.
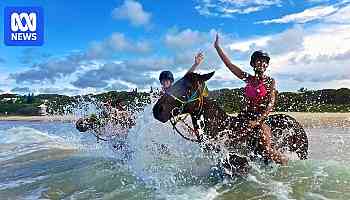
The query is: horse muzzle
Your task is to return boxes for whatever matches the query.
[153,93,180,123]
[153,102,169,123]
[76,118,89,132]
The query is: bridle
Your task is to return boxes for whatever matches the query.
[168,81,209,143]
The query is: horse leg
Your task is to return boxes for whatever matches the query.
[268,114,309,160]
[222,154,250,176]
[287,127,308,160]
[260,123,288,165]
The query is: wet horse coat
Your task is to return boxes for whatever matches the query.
[153,72,308,175]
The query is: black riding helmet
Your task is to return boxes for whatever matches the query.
[250,50,270,67]
[159,71,174,83]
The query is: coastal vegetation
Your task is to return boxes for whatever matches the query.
[1,88,349,116]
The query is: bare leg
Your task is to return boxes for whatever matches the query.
[260,123,288,165]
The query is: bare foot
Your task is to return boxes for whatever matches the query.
[273,153,288,165]
[280,155,289,165]
[270,151,289,165]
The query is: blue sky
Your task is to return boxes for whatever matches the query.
[0,0,349,95]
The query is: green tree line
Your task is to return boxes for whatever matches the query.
[0,88,349,115]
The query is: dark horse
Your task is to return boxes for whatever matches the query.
[75,111,135,142]
[153,72,308,175]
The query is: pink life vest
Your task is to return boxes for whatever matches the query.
[244,78,267,105]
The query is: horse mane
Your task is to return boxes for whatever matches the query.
[184,72,200,82]
[203,97,230,118]
[185,72,229,118]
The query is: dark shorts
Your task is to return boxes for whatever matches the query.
[232,111,263,139]
[237,111,261,122]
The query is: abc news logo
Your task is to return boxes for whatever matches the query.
[11,12,37,40]
[4,7,44,46]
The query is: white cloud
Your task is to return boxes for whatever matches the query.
[86,32,152,59]
[228,36,271,52]
[226,25,304,56]
[268,24,350,90]
[163,28,247,73]
[164,29,207,49]
[195,0,281,17]
[302,24,350,57]
[109,33,151,53]
[5,1,350,93]
[265,25,305,54]
[211,6,350,91]
[306,0,331,3]
[257,5,338,24]
[325,4,350,23]
[219,0,281,7]
[112,0,151,27]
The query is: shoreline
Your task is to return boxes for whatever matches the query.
[0,115,77,122]
[231,112,350,127]
[0,112,349,127]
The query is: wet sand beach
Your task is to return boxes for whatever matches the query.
[0,115,77,122]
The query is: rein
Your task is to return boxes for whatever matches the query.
[92,131,109,142]
[170,114,201,142]
[169,83,208,143]
[88,117,111,142]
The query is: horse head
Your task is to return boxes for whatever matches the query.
[75,115,100,132]
[153,71,215,123]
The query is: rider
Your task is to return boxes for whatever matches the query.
[159,70,174,94]
[159,52,204,93]
[159,52,204,137]
[214,34,288,165]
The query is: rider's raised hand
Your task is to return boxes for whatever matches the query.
[194,52,204,65]
[214,33,220,48]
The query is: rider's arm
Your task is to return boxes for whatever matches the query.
[186,52,204,75]
[257,79,276,123]
[214,34,248,80]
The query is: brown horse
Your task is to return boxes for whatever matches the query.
[76,110,135,142]
[153,72,308,175]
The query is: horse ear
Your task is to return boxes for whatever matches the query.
[199,71,215,82]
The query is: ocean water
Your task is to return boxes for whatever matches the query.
[0,105,349,200]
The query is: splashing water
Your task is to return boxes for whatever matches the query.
[0,98,350,199]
